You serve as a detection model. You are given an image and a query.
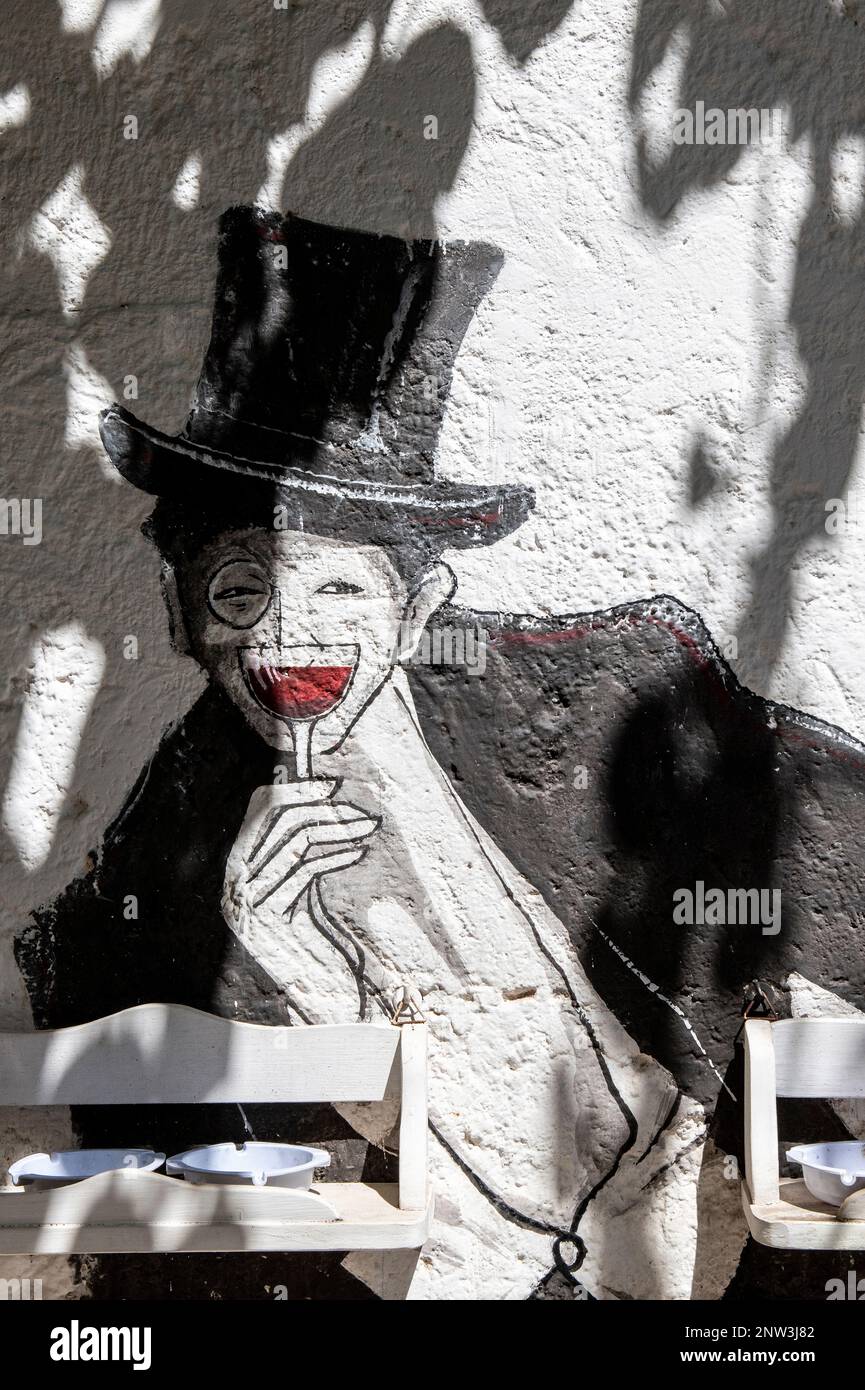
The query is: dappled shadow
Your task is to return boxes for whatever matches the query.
[0,0,578,1301]
[629,0,865,691]
[410,596,865,1296]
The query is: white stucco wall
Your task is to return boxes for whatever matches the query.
[1,0,863,1300]
[4,0,864,941]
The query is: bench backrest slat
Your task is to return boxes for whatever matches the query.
[744,1016,865,1208]
[0,1005,401,1105]
[771,1017,865,1097]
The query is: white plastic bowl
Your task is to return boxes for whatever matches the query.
[166,1142,330,1188]
[8,1148,165,1189]
[787,1142,865,1206]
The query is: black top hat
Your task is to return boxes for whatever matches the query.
[99,206,534,549]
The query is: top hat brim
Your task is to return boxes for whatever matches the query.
[100,405,535,550]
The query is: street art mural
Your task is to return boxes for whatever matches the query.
[14,207,865,1301]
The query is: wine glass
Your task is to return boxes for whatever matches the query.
[242,642,359,778]
[243,641,369,1014]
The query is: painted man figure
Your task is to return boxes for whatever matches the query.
[17,205,817,1302]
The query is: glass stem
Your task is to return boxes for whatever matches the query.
[293,719,314,780]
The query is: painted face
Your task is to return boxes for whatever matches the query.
[176,527,423,755]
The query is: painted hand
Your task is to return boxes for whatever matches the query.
[221,780,379,940]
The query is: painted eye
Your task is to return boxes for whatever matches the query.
[207,560,272,629]
[316,580,364,595]
[213,586,264,600]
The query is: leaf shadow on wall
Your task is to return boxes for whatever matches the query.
[411,598,865,1299]
[0,0,577,1301]
[0,0,479,940]
[589,618,865,1300]
[628,0,865,696]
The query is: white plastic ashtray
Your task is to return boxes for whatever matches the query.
[166,1142,331,1188]
[788,1142,865,1206]
[8,1148,165,1189]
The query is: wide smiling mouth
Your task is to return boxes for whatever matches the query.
[240,647,359,721]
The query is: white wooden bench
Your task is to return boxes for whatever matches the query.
[742,1016,865,1249]
[0,1004,431,1255]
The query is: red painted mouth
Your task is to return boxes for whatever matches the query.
[245,663,355,720]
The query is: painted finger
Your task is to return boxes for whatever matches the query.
[232,797,278,867]
[247,800,355,864]
[248,800,377,864]
[248,811,380,880]
[291,845,370,902]
[237,781,339,861]
[252,845,368,910]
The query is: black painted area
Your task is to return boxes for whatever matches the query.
[100,206,533,550]
[412,598,865,1108]
[411,597,865,1299]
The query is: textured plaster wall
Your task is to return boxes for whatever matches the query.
[2,0,865,1300]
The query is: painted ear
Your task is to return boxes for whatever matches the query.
[397,561,456,662]
[160,561,192,656]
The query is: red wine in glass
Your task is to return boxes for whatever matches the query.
[245,662,354,720]
[242,644,359,777]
